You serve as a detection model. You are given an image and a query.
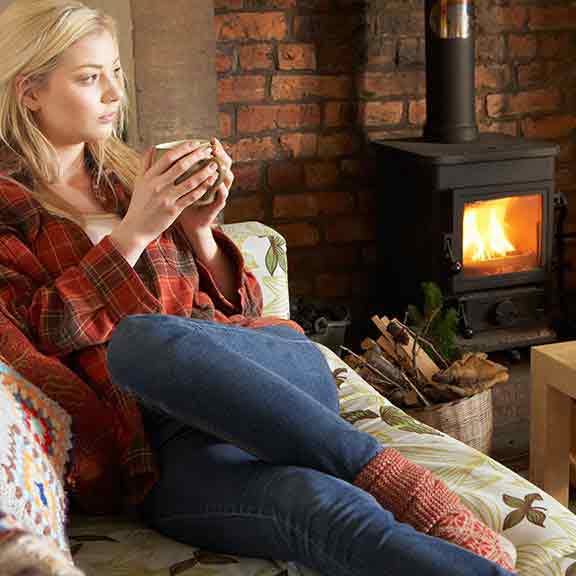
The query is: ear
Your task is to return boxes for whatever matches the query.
[15,74,41,112]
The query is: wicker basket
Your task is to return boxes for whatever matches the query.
[407,389,494,454]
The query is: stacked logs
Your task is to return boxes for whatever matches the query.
[342,316,509,409]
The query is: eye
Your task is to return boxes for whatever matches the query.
[79,74,98,84]
[114,67,122,76]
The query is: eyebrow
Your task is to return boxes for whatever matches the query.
[73,57,121,71]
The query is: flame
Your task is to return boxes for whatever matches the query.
[463,198,516,262]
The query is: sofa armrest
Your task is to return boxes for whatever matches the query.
[221,221,290,319]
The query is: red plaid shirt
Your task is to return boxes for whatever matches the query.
[0,168,302,513]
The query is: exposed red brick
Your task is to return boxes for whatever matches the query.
[237,104,321,134]
[324,216,374,243]
[268,161,305,191]
[517,62,544,88]
[408,99,426,125]
[359,71,425,99]
[278,44,317,71]
[341,158,364,179]
[273,193,318,218]
[477,35,506,64]
[487,89,561,117]
[214,0,243,9]
[508,35,538,60]
[323,245,358,270]
[279,133,318,158]
[483,6,527,32]
[238,44,275,71]
[219,111,233,139]
[558,138,575,162]
[476,65,512,91]
[245,0,296,7]
[360,101,404,127]
[215,13,288,41]
[216,47,234,73]
[289,272,314,296]
[522,115,576,139]
[529,7,576,31]
[315,273,352,298]
[365,40,395,69]
[274,222,320,247]
[317,132,360,157]
[225,194,265,223]
[218,76,267,103]
[304,161,340,189]
[271,75,352,100]
[230,137,278,162]
[231,163,262,193]
[324,102,354,128]
[540,33,574,59]
[480,120,518,136]
[316,191,355,215]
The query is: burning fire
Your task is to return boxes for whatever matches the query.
[463,198,516,262]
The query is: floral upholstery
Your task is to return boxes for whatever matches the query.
[53,221,576,575]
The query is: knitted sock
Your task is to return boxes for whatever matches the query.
[354,448,516,572]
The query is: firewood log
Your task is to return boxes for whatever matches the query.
[371,316,441,385]
[432,352,509,391]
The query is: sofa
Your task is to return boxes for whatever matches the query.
[2,220,576,576]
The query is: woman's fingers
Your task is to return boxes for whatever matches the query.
[170,160,220,198]
[142,147,155,173]
[175,173,220,209]
[150,142,212,182]
[211,138,232,171]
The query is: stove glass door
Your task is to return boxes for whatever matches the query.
[461,193,542,278]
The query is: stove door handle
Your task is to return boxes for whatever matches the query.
[443,234,463,275]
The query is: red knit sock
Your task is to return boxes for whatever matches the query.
[354,449,516,572]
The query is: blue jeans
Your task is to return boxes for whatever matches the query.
[107,315,513,576]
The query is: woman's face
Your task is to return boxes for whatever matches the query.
[25,29,123,147]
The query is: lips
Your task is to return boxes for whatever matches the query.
[99,111,118,122]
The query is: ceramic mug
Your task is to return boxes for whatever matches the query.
[154,139,224,206]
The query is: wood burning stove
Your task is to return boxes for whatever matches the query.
[372,0,560,351]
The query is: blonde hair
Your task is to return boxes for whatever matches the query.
[0,0,141,217]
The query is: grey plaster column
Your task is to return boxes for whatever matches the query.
[130,0,218,148]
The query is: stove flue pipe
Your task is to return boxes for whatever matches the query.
[423,0,478,143]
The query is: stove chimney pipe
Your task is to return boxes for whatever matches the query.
[423,0,478,143]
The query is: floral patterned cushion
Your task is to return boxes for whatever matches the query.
[222,222,289,319]
[0,361,72,551]
[66,222,576,576]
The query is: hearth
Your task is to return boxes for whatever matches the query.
[371,0,561,352]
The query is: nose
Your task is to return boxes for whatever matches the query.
[103,74,122,104]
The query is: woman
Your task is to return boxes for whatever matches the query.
[0,1,515,575]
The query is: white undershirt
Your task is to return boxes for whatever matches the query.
[39,201,122,245]
[79,212,122,245]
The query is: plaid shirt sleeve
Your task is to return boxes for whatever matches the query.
[195,227,263,318]
[0,232,162,357]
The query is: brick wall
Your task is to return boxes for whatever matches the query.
[215,0,576,334]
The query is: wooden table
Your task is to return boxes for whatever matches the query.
[530,342,576,507]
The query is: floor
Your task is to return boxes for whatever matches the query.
[490,348,531,474]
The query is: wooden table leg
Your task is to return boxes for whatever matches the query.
[542,386,572,506]
[530,349,548,490]
[530,346,573,506]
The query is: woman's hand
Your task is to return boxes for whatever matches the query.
[177,138,234,233]
[109,140,222,265]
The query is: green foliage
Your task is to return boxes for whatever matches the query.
[406,282,460,362]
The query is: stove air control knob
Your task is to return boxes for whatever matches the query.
[451,261,463,274]
[494,299,519,327]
